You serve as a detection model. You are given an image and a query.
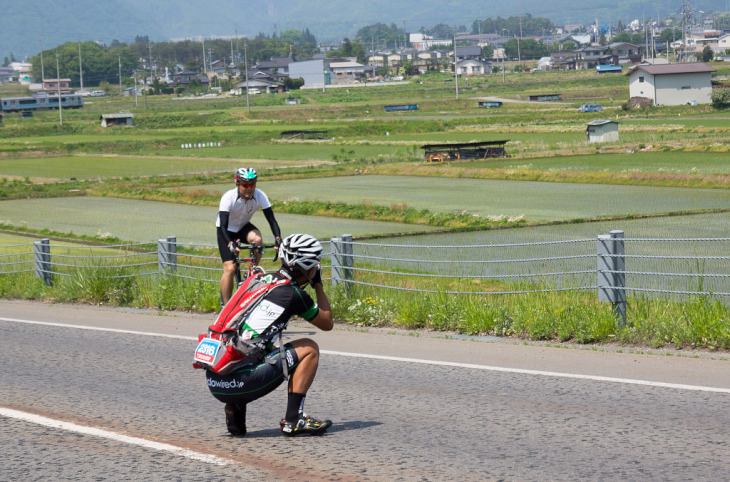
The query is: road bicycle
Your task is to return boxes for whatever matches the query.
[221,241,279,307]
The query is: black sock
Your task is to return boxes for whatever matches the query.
[285,393,306,422]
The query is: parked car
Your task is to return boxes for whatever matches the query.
[90,90,105,97]
[578,104,603,112]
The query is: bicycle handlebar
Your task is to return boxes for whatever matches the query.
[234,242,279,262]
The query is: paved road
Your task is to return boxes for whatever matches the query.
[1,301,729,481]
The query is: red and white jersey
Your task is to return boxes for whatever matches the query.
[215,187,272,231]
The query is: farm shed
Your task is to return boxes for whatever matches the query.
[586,120,619,143]
[100,113,134,127]
[420,140,508,162]
[625,63,715,106]
[280,130,329,140]
[528,93,561,101]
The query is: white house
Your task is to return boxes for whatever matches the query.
[329,60,369,83]
[456,59,490,75]
[625,63,715,106]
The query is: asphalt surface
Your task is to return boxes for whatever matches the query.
[1,300,729,481]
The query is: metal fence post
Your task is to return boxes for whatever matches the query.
[158,236,177,274]
[33,238,52,286]
[330,236,343,287]
[341,234,353,284]
[597,230,626,326]
[166,236,177,273]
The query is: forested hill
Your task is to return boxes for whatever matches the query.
[2,0,727,59]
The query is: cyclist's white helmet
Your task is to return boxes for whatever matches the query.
[279,234,322,272]
[234,167,257,182]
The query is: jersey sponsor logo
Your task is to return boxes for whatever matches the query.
[244,301,286,334]
[207,377,245,389]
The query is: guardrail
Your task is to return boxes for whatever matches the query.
[3,231,729,326]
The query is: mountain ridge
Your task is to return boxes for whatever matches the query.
[2,0,726,60]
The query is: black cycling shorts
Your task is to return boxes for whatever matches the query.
[217,223,259,263]
[205,344,299,404]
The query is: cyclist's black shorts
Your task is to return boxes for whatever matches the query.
[205,344,300,404]
[217,223,259,262]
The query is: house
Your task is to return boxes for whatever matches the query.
[575,45,612,69]
[255,56,293,77]
[717,33,730,53]
[171,71,210,91]
[329,60,370,83]
[409,33,452,50]
[454,46,483,61]
[608,42,642,64]
[288,59,331,88]
[456,59,491,75]
[625,63,716,106]
[42,78,72,93]
[550,51,577,70]
[586,120,619,143]
[0,67,15,82]
[559,34,592,47]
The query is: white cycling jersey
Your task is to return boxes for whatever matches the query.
[215,188,272,232]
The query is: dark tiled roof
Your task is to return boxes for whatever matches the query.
[626,63,716,76]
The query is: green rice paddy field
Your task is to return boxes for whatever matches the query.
[0,197,433,243]
[183,175,730,222]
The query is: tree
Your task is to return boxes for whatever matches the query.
[659,28,682,43]
[355,23,405,50]
[283,77,304,90]
[327,38,367,64]
[702,45,714,62]
[2,57,8,67]
[711,88,730,109]
[561,41,577,52]
[504,38,547,59]
[481,45,494,58]
[402,61,416,76]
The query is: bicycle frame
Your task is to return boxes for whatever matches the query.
[232,242,278,286]
[221,242,278,308]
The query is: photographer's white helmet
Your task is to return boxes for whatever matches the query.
[279,234,322,272]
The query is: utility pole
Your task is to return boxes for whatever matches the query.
[55,53,62,126]
[148,41,153,78]
[518,17,523,65]
[78,41,83,92]
[453,34,459,99]
[134,70,138,107]
[40,40,45,82]
[202,38,207,72]
[244,40,250,112]
[118,55,122,95]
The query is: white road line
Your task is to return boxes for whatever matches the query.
[0,407,228,466]
[323,350,730,394]
[0,317,192,340]
[3,317,730,394]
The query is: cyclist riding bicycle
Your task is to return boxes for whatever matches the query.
[216,167,282,304]
[204,233,334,437]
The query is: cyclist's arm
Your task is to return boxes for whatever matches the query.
[308,283,333,331]
[218,211,234,246]
[262,207,281,242]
